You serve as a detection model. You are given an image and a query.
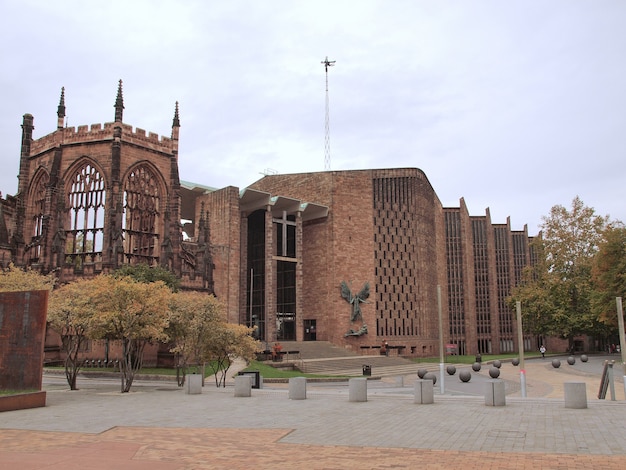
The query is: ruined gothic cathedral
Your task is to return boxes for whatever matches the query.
[0,83,542,362]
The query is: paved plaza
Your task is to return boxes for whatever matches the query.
[1,355,625,469]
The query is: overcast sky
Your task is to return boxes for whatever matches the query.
[1,0,625,233]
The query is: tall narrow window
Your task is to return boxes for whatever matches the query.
[29,171,49,262]
[66,163,106,266]
[123,165,160,264]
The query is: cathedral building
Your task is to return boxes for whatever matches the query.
[0,84,542,364]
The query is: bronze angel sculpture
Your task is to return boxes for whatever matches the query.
[340,281,370,322]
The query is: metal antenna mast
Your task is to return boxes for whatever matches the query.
[321,56,335,171]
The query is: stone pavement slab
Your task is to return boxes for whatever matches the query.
[1,355,625,469]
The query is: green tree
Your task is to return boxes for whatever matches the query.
[591,226,626,328]
[114,263,180,292]
[511,197,612,347]
[511,241,557,338]
[89,275,172,392]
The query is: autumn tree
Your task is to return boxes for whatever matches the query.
[0,263,56,292]
[591,226,626,328]
[511,197,612,347]
[204,322,260,387]
[168,291,223,386]
[47,279,100,390]
[88,275,172,392]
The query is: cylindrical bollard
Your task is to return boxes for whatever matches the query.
[289,376,307,400]
[348,377,368,402]
[485,379,506,406]
[564,382,587,409]
[414,378,434,404]
[186,373,202,395]
[234,375,252,397]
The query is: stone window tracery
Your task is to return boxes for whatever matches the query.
[28,170,49,262]
[66,162,106,266]
[123,165,160,264]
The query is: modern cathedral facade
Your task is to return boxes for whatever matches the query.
[0,84,541,363]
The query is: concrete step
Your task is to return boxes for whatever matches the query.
[298,356,413,375]
[304,363,442,377]
[269,341,357,360]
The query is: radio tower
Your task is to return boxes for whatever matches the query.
[321,56,335,171]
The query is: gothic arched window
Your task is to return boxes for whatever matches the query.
[123,165,160,264]
[66,162,106,265]
[28,170,49,262]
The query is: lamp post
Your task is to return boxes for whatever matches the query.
[616,297,626,399]
[438,285,445,394]
[516,301,527,398]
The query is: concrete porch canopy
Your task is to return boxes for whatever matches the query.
[239,187,328,221]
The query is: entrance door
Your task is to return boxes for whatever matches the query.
[277,313,296,341]
[303,319,317,341]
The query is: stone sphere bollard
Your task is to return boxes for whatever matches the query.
[472,362,481,372]
[423,372,437,385]
[567,356,576,365]
[446,365,456,375]
[489,367,500,378]
[417,368,428,379]
[493,360,502,369]
[459,370,471,382]
[581,354,588,362]
[512,357,520,366]
[552,359,561,368]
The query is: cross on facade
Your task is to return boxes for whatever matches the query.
[273,210,296,257]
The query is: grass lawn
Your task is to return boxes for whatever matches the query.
[413,353,539,365]
[0,389,38,396]
[242,360,344,379]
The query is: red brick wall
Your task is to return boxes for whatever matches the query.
[250,169,445,356]
[0,290,48,390]
[200,186,242,323]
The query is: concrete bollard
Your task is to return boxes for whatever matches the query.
[395,376,404,387]
[564,382,587,409]
[234,375,252,397]
[485,379,506,406]
[413,378,434,404]
[186,373,202,395]
[289,377,307,400]
[348,377,368,402]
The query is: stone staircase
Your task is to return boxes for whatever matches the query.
[269,341,441,377]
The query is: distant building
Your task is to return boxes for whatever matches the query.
[0,84,548,364]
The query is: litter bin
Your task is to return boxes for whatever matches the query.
[362,365,372,376]
[238,370,261,389]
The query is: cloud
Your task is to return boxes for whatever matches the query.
[1,0,625,232]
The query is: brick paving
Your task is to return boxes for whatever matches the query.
[0,355,625,469]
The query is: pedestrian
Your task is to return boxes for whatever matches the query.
[539,345,546,359]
